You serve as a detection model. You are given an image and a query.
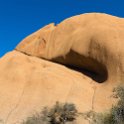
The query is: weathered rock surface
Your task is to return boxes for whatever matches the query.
[0,13,124,123]
[16,13,124,84]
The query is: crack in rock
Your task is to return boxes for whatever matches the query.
[4,82,27,124]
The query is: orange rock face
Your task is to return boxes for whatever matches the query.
[0,13,124,124]
[16,13,124,84]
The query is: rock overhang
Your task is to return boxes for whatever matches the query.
[16,13,124,84]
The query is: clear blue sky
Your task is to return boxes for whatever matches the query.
[0,0,124,57]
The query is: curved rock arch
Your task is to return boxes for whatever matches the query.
[16,13,124,84]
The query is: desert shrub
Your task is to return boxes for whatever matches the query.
[42,102,77,124]
[91,111,116,124]
[23,102,77,124]
[111,86,124,124]
[22,113,46,124]
[91,85,124,124]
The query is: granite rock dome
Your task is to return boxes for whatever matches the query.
[0,13,124,124]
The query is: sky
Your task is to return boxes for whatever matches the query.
[0,0,124,57]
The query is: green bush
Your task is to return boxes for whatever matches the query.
[22,113,45,124]
[47,102,77,124]
[111,86,124,124]
[23,86,124,124]
[23,102,77,124]
[91,85,124,124]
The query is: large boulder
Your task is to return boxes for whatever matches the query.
[0,50,106,124]
[16,13,124,84]
[0,13,124,123]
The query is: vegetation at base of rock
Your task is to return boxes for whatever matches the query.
[23,102,78,124]
[91,85,124,124]
[23,85,124,124]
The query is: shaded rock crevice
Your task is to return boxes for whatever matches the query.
[15,49,108,83]
[52,50,108,83]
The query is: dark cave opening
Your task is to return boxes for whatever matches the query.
[52,50,108,83]
[64,64,108,83]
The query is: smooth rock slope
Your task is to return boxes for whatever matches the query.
[16,13,124,84]
[0,13,124,124]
